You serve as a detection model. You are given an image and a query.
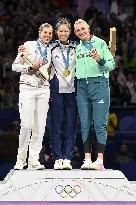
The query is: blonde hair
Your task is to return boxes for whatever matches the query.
[39,23,53,33]
[74,19,89,30]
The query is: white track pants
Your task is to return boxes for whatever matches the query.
[18,84,50,161]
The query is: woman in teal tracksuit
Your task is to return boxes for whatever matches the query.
[74,19,115,170]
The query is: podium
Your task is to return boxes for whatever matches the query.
[0,169,136,201]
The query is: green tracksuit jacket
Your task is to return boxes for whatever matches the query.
[75,35,115,79]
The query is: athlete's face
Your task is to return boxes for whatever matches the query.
[56,24,70,43]
[39,27,53,43]
[74,22,90,41]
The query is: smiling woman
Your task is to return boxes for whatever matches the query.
[49,18,77,170]
[74,19,115,170]
[12,23,53,170]
[39,23,53,44]
[55,18,71,44]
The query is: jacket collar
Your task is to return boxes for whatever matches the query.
[80,35,96,45]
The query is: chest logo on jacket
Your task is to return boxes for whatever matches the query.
[77,53,90,59]
[55,55,59,59]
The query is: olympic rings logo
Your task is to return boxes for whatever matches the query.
[55,184,82,198]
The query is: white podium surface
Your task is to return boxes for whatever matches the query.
[0,169,136,201]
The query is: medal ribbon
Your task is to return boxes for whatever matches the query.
[83,40,93,50]
[58,41,70,70]
[37,40,48,63]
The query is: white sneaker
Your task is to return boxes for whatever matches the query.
[14,159,27,170]
[28,160,45,170]
[54,159,63,170]
[81,158,92,170]
[63,159,72,170]
[90,160,105,171]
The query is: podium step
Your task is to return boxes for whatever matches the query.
[0,169,136,201]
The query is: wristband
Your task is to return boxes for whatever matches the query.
[98,59,106,66]
[28,66,33,71]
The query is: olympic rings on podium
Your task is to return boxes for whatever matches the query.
[55,184,82,198]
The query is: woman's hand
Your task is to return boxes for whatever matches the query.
[18,45,26,53]
[31,59,45,71]
[90,50,100,62]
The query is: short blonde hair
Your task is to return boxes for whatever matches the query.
[74,19,89,30]
[39,23,53,33]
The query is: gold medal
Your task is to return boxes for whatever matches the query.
[63,69,70,77]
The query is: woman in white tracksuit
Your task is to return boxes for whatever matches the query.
[49,18,77,170]
[12,23,53,170]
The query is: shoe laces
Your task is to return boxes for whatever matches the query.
[83,158,92,164]
[34,161,41,166]
[93,160,103,166]
[93,160,105,170]
[63,159,70,164]
[55,159,63,165]
[29,160,41,166]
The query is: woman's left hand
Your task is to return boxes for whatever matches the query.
[18,45,26,53]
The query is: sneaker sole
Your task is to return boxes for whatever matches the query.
[89,167,105,171]
[81,165,93,170]
[14,168,23,170]
[54,168,63,170]
[14,164,27,170]
[27,167,45,170]
[63,168,72,170]
[81,168,91,170]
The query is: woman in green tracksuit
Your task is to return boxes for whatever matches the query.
[74,19,115,170]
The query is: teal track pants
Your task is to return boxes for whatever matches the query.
[76,77,110,153]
